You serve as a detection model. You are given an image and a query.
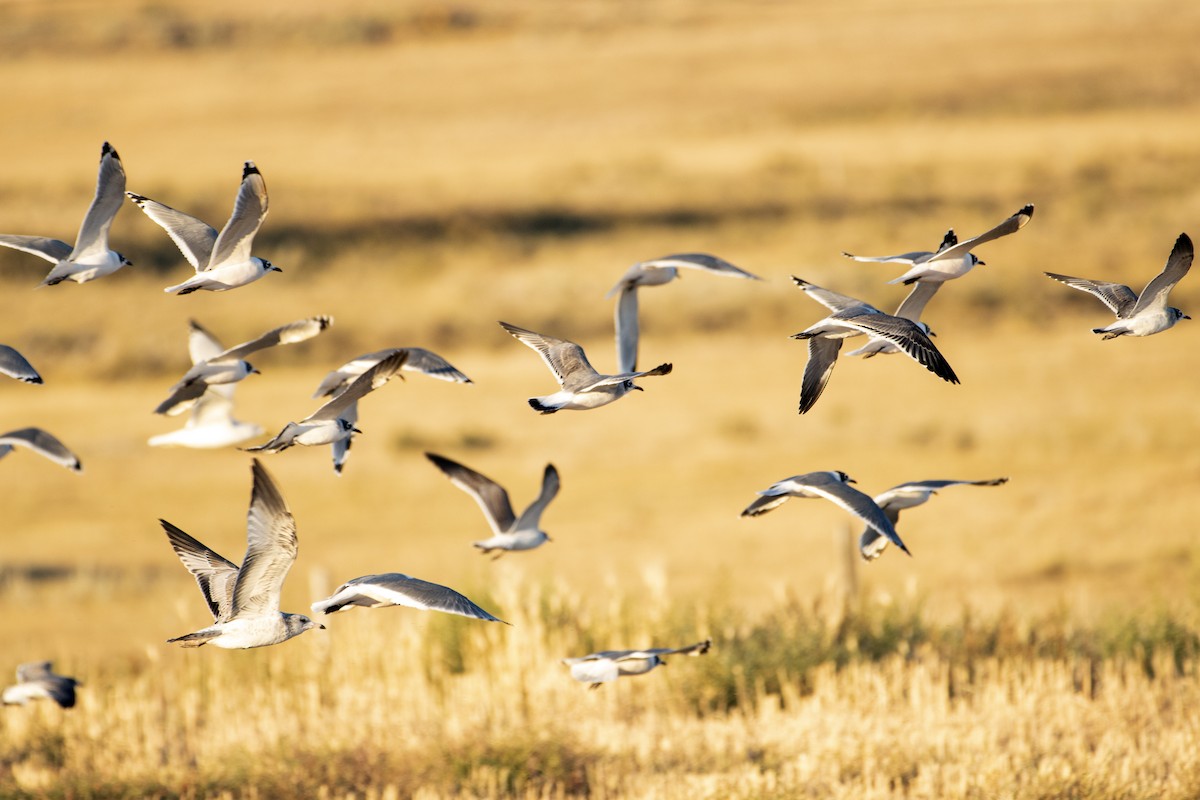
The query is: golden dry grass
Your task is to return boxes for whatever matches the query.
[2,0,1200,796]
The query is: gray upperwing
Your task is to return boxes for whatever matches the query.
[343,573,505,622]
[1134,232,1193,314]
[615,284,640,373]
[230,460,297,618]
[1044,273,1137,317]
[934,203,1034,262]
[426,452,517,535]
[806,480,911,555]
[307,351,408,422]
[218,316,333,361]
[72,142,126,260]
[838,312,958,383]
[842,249,934,265]
[515,463,560,529]
[126,193,218,270]
[208,161,268,270]
[649,253,762,280]
[0,427,81,471]
[499,322,601,388]
[791,276,872,313]
[0,235,74,263]
[160,519,241,622]
[0,345,42,384]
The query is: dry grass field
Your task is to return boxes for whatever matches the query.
[2,0,1200,796]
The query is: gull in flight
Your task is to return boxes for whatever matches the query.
[859,477,1008,561]
[0,345,42,384]
[740,470,911,556]
[790,277,958,414]
[154,316,333,416]
[244,351,408,454]
[312,574,506,623]
[1045,232,1192,339]
[844,204,1034,285]
[426,452,559,558]
[0,428,81,472]
[127,161,280,294]
[2,662,81,708]
[606,253,762,372]
[563,639,711,689]
[499,321,671,413]
[0,142,131,286]
[161,459,323,648]
[311,348,472,474]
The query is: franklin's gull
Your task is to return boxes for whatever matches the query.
[1045,232,1192,339]
[127,161,280,294]
[741,470,912,556]
[2,662,80,708]
[859,477,1008,561]
[0,345,42,384]
[426,452,559,558]
[499,321,671,413]
[563,639,711,689]
[0,428,81,472]
[312,574,506,623]
[0,142,131,286]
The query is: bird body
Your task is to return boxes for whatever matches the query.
[2,662,80,708]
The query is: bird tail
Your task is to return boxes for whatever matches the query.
[528,398,558,414]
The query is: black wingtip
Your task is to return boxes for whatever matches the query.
[26,376,44,385]
[242,161,261,178]
[125,192,148,204]
[101,141,119,160]
[1019,203,1035,217]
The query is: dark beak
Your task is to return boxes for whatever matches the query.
[271,265,283,273]
[1184,314,1192,320]
[977,259,987,266]
[250,367,261,375]
[847,477,857,484]
[632,385,644,391]
[352,427,364,435]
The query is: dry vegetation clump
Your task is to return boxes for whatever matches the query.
[3,576,1200,798]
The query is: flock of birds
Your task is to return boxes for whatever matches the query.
[1,141,1194,707]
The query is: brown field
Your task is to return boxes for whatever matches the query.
[2,0,1200,796]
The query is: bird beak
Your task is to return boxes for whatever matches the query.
[1184,314,1192,320]
[271,265,283,273]
[546,534,553,543]
[318,623,326,630]
[250,367,261,375]
[352,427,363,435]
[977,259,987,266]
[847,477,857,484]
[632,384,644,391]
[929,330,938,338]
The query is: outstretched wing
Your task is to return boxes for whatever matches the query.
[311,573,506,623]
[216,316,333,361]
[0,428,81,472]
[499,321,600,389]
[126,193,218,270]
[1044,273,1137,317]
[305,351,408,422]
[208,161,269,270]
[1134,232,1193,315]
[797,336,842,414]
[933,204,1034,262]
[833,312,958,384]
[160,519,241,621]
[0,345,42,384]
[230,460,297,618]
[426,452,517,535]
[312,347,471,397]
[515,464,560,529]
[791,276,872,313]
[72,141,126,260]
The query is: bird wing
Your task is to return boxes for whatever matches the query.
[634,639,712,658]
[313,573,505,622]
[125,193,218,270]
[614,284,640,373]
[1044,273,1138,317]
[0,235,75,263]
[648,253,762,280]
[71,142,126,260]
[933,204,1034,262]
[515,464,560,529]
[581,362,672,391]
[797,335,842,414]
[159,519,241,622]
[1134,232,1193,314]
[894,281,942,322]
[305,351,408,422]
[154,381,210,417]
[229,460,298,619]
[313,348,471,398]
[802,478,911,556]
[499,322,600,389]
[208,161,268,270]
[0,345,42,384]
[217,316,333,361]
[187,385,239,428]
[0,428,81,471]
[426,452,517,535]
[842,249,932,266]
[791,276,873,313]
[186,320,226,364]
[833,312,959,383]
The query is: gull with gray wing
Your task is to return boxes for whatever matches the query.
[312,347,472,474]
[844,204,1034,285]
[741,470,911,556]
[313,574,506,623]
[127,161,280,294]
[606,253,761,372]
[500,321,671,413]
[0,345,42,384]
[426,452,559,557]
[563,639,711,689]
[0,142,131,286]
[244,351,408,455]
[859,477,1008,561]
[154,316,332,416]
[2,662,81,709]
[790,277,958,414]
[1045,232,1192,339]
[161,459,323,649]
